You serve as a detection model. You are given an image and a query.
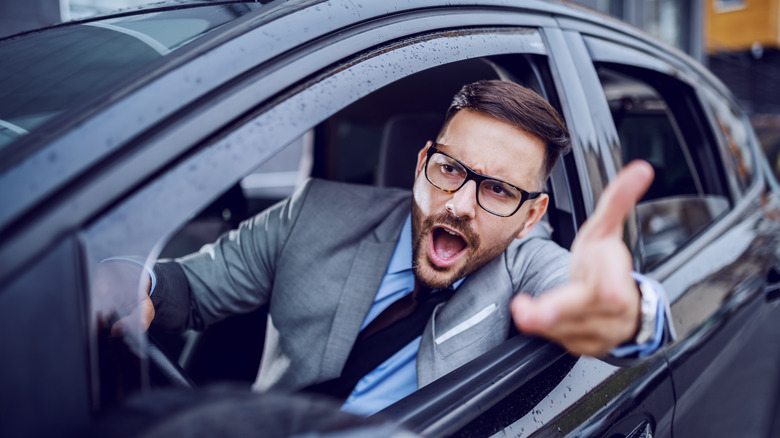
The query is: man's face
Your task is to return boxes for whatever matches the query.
[410,109,549,290]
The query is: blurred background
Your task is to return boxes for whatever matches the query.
[579,0,780,173]
[2,0,779,168]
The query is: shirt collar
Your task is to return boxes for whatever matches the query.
[387,214,466,289]
[387,214,413,275]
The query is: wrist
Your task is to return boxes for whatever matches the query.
[631,273,659,345]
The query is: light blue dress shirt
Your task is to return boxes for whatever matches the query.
[341,215,467,416]
[340,214,667,417]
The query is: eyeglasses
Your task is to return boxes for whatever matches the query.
[424,143,542,217]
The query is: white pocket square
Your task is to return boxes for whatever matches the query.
[435,303,497,345]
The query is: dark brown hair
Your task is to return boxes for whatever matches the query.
[440,80,571,184]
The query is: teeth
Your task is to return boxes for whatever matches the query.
[445,229,458,236]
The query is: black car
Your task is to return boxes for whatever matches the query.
[2,1,779,437]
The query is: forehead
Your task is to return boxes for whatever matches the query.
[436,110,546,188]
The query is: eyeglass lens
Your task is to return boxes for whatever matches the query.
[426,152,522,216]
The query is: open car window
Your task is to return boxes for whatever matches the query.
[79,25,578,422]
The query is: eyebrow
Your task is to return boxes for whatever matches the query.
[434,142,523,188]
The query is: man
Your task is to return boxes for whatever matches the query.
[116,80,665,416]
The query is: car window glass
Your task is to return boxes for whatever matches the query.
[699,87,757,192]
[241,131,315,208]
[0,5,261,153]
[596,65,730,269]
[160,132,314,259]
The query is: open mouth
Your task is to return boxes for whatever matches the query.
[428,226,468,268]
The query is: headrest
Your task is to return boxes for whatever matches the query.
[376,113,445,189]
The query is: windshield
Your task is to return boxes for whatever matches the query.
[0,4,262,152]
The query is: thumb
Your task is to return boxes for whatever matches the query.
[587,160,654,238]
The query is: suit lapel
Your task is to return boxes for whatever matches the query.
[418,251,515,387]
[319,197,411,380]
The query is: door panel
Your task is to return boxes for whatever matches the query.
[585,33,780,437]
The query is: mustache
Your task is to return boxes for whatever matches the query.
[424,211,480,249]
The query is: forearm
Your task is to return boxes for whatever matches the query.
[151,179,313,330]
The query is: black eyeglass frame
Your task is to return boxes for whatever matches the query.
[424,143,543,217]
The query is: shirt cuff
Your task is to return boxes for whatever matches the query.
[610,272,666,358]
[100,256,157,297]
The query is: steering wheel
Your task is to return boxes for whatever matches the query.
[147,333,196,389]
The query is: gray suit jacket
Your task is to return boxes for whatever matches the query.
[152,179,570,391]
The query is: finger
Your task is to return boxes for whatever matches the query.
[110,296,154,337]
[512,284,596,333]
[110,315,131,338]
[587,160,654,239]
[531,307,637,349]
[515,300,637,358]
[558,334,615,358]
[513,279,637,331]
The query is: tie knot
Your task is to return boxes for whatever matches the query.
[411,284,431,301]
[414,285,455,304]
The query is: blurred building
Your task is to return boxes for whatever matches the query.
[706,0,780,161]
[707,0,780,114]
[574,0,780,170]
[571,0,705,62]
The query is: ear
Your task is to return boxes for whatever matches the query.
[515,193,549,239]
[414,141,432,177]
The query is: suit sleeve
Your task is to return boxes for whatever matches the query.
[506,224,571,298]
[150,179,315,332]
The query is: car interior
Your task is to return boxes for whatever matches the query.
[147,54,578,389]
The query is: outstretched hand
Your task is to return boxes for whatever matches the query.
[511,160,655,357]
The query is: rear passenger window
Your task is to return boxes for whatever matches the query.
[596,65,730,269]
[700,87,757,192]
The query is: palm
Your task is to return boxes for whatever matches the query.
[511,160,654,357]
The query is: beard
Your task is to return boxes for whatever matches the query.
[410,200,520,291]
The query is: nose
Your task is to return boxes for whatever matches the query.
[445,180,478,219]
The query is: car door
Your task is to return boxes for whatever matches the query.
[575,23,780,438]
[74,5,599,432]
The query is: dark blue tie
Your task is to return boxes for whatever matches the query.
[304,286,455,400]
